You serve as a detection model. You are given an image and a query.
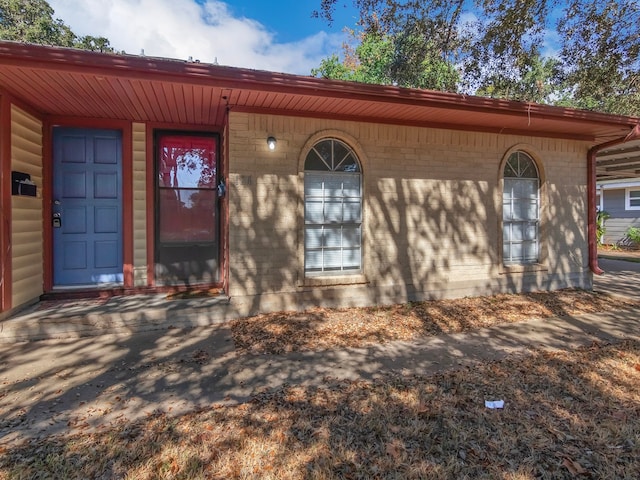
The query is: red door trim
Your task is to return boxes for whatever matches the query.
[145,128,155,286]
[145,122,226,288]
[43,117,134,291]
[122,126,134,288]
[42,123,53,291]
[221,115,230,295]
[0,95,12,312]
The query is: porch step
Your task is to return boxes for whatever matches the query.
[0,294,233,343]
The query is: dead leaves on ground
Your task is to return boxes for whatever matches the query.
[3,341,640,479]
[231,289,640,354]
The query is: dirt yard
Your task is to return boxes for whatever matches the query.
[231,288,640,354]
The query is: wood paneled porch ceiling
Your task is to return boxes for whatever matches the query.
[596,139,640,181]
[0,41,638,178]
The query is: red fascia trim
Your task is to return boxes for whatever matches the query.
[0,95,12,312]
[1,42,638,132]
[588,123,640,275]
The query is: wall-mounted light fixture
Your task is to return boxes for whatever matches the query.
[267,136,277,151]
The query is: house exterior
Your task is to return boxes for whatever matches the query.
[597,179,640,245]
[1,41,639,320]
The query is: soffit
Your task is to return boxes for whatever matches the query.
[0,42,638,146]
[596,139,640,181]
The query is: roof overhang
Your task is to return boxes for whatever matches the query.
[595,139,640,181]
[0,41,638,151]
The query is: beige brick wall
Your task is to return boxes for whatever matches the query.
[227,112,591,314]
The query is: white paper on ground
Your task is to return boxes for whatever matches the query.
[485,400,505,409]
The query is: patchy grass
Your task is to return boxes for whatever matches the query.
[231,289,640,354]
[2,340,640,479]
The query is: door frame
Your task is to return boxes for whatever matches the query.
[43,117,133,292]
[145,123,226,289]
[152,128,223,287]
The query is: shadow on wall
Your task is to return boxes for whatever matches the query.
[227,149,589,317]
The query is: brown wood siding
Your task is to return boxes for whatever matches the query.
[603,218,640,244]
[132,122,147,286]
[10,105,43,308]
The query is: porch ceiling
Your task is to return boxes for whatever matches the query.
[0,41,639,150]
[596,139,640,181]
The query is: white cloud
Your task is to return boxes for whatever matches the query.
[47,0,344,74]
[542,28,561,59]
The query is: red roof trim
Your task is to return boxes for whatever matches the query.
[0,41,638,131]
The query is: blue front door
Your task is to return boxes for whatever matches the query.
[52,128,123,286]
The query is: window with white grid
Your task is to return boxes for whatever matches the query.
[626,188,640,210]
[503,151,540,265]
[304,139,362,275]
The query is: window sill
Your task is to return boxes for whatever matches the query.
[500,263,548,275]
[301,274,368,287]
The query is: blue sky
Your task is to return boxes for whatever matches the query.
[222,1,359,43]
[47,0,360,75]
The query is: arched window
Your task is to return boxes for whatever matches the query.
[503,151,540,265]
[304,138,362,275]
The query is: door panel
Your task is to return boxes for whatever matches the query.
[53,128,123,286]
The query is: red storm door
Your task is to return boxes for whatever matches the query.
[155,132,220,285]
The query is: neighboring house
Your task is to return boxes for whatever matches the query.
[1,41,639,320]
[597,179,640,245]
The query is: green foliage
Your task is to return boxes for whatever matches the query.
[312,54,356,81]
[596,210,610,246]
[312,27,459,91]
[558,0,640,116]
[626,226,640,246]
[314,0,640,115]
[475,56,563,104]
[0,0,113,52]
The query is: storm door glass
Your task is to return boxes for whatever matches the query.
[156,133,219,285]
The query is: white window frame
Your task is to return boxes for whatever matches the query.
[625,188,640,210]
[502,151,540,266]
[304,139,363,277]
[595,185,603,212]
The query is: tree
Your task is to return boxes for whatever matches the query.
[558,0,640,116]
[312,28,394,85]
[313,0,640,116]
[312,24,459,91]
[0,0,113,52]
[475,55,563,104]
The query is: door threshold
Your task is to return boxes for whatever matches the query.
[52,283,124,291]
[43,284,224,302]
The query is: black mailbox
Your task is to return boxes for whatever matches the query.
[11,171,37,197]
